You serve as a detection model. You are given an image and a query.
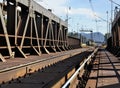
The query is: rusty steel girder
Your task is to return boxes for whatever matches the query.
[0,0,69,61]
[111,9,120,47]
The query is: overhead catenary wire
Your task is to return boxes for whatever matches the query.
[89,0,97,20]
[89,0,108,22]
[89,0,112,37]
[109,0,120,7]
[89,0,100,33]
[108,0,120,26]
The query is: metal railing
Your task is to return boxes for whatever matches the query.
[62,48,98,88]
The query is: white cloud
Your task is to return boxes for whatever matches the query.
[36,0,67,16]
[36,0,100,20]
[34,0,111,34]
[70,8,100,19]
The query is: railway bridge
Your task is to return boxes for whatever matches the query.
[0,0,70,61]
[0,0,120,88]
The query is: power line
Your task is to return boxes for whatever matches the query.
[34,0,43,2]
[89,0,107,22]
[89,0,96,19]
[109,0,120,7]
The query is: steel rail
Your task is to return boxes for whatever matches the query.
[62,47,98,88]
[0,49,87,73]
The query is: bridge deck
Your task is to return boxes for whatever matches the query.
[0,48,95,86]
[0,48,87,70]
[0,48,93,88]
[86,49,120,88]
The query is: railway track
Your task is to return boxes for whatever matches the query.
[0,48,92,86]
[0,47,97,88]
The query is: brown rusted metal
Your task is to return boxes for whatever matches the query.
[68,36,81,49]
[0,48,93,88]
[0,48,89,85]
[0,0,70,61]
[111,9,120,47]
[107,8,120,55]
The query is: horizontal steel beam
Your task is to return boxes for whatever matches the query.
[14,0,67,27]
[0,49,84,84]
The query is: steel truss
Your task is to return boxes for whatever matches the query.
[0,0,69,61]
[112,10,120,47]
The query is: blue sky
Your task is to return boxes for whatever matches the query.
[0,0,119,35]
[0,0,119,34]
[37,0,120,35]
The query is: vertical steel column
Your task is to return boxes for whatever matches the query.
[113,27,117,46]
[117,22,120,46]
[115,24,118,47]
[20,15,30,49]
[112,28,114,46]
[33,14,41,55]
[43,17,50,54]
[57,22,61,47]
[15,2,18,45]
[7,1,15,36]
[41,14,44,46]
[0,4,12,57]
[65,28,69,50]
[116,23,119,46]
[55,22,62,51]
[50,20,56,52]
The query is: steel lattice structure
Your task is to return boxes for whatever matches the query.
[0,0,69,61]
[112,9,120,47]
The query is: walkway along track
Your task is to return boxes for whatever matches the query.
[86,48,120,88]
[0,48,96,88]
